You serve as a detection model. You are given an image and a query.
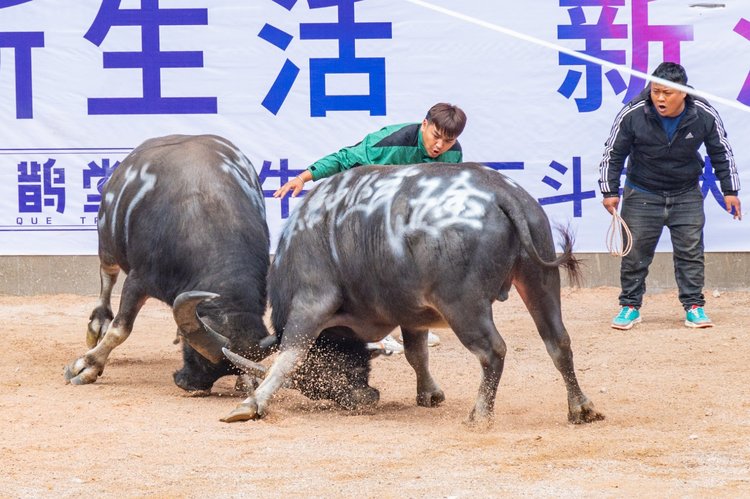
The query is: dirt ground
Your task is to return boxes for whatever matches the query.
[1,286,749,498]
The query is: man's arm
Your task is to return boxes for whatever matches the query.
[598,108,633,212]
[274,136,374,199]
[701,107,741,220]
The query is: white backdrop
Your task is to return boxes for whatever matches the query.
[1,0,748,255]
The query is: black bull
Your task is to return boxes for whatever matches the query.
[63,134,277,391]
[222,163,604,425]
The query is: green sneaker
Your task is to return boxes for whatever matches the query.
[611,306,641,330]
[685,305,713,328]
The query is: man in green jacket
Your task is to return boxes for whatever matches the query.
[273,102,467,353]
[274,102,466,198]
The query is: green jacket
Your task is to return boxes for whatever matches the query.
[308,122,463,181]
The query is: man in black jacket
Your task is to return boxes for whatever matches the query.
[599,62,741,330]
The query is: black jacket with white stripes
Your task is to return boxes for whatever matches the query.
[598,87,740,197]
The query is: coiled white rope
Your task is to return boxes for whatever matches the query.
[606,210,633,257]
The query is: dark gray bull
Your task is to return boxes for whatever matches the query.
[222,163,604,425]
[64,134,275,392]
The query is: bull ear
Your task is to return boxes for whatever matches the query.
[173,291,230,364]
[222,347,267,378]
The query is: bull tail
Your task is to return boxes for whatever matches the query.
[551,224,583,287]
[498,200,583,287]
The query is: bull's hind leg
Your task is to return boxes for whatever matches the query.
[401,327,445,407]
[64,273,148,385]
[86,261,120,348]
[438,300,507,425]
[514,268,604,424]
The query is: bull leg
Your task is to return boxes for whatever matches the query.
[86,262,120,348]
[401,327,444,407]
[514,269,604,424]
[221,298,338,422]
[65,275,147,385]
[439,300,506,425]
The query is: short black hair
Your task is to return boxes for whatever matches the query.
[425,103,466,139]
[652,62,687,85]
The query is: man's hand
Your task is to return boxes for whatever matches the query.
[602,196,620,215]
[273,177,304,199]
[273,171,312,199]
[724,195,742,220]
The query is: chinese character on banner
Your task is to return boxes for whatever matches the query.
[17,159,66,213]
[83,158,120,213]
[84,0,217,115]
[734,18,750,105]
[259,0,392,116]
[259,158,307,218]
[481,162,525,172]
[537,157,596,217]
[0,1,44,119]
[700,156,729,211]
[557,0,693,112]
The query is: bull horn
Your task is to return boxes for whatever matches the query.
[173,291,229,364]
[222,347,267,378]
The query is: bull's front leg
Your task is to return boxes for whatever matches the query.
[65,277,146,385]
[401,327,444,407]
[221,347,309,422]
[86,262,120,348]
[221,308,330,422]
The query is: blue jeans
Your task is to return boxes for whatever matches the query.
[619,184,706,311]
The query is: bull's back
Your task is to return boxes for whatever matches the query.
[271,163,533,324]
[98,134,269,294]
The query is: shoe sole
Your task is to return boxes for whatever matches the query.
[684,320,714,329]
[611,316,642,330]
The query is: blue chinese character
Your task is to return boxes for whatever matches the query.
[17,158,66,213]
[84,0,216,115]
[83,158,120,212]
[557,2,628,113]
[258,158,307,218]
[735,18,750,105]
[537,157,596,217]
[259,0,392,116]
[700,156,727,210]
[558,0,693,111]
[621,0,693,102]
[481,162,525,172]
[0,0,44,119]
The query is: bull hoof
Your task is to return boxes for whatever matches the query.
[63,359,102,385]
[464,404,495,428]
[569,400,605,424]
[416,389,445,407]
[220,401,260,422]
[463,414,494,430]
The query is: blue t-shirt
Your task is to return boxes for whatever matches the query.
[658,108,686,142]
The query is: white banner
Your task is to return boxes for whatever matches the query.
[1,0,748,255]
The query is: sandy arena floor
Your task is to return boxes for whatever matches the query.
[1,287,749,497]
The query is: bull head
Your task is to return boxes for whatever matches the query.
[173,291,279,365]
[173,291,235,364]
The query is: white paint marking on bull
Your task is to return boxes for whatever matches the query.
[123,164,157,248]
[280,167,492,263]
[98,191,115,229]
[221,157,266,217]
[213,138,265,217]
[109,164,139,241]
